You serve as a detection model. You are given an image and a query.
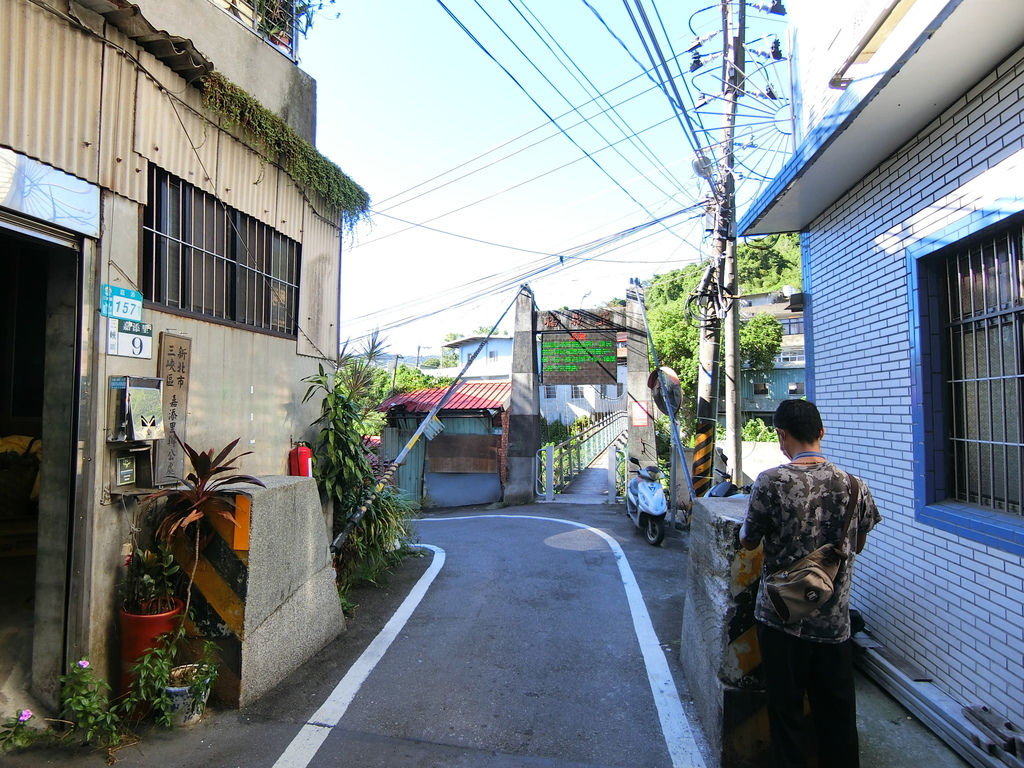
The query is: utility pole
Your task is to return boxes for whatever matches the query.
[722,0,744,485]
[690,0,744,496]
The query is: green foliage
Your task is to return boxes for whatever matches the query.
[199,72,369,229]
[742,417,777,442]
[60,659,122,747]
[143,436,265,545]
[121,543,181,616]
[740,313,784,372]
[1,709,44,753]
[645,238,801,417]
[737,233,802,293]
[333,486,416,602]
[304,365,375,520]
[123,636,219,729]
[392,365,454,395]
[303,359,416,596]
[541,418,570,446]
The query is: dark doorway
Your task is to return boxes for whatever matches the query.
[0,232,78,715]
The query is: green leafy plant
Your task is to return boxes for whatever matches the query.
[199,72,368,229]
[59,659,123,748]
[123,635,219,728]
[141,435,265,640]
[121,543,181,615]
[303,344,416,596]
[1,709,39,753]
[742,417,777,442]
[144,436,264,545]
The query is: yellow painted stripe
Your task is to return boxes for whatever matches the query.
[173,539,246,638]
[728,624,762,676]
[731,546,764,593]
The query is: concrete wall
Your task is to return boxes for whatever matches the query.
[234,476,344,707]
[680,497,768,768]
[134,0,317,142]
[797,38,1024,725]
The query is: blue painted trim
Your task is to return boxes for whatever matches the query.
[799,231,815,402]
[738,1,962,236]
[908,206,1024,554]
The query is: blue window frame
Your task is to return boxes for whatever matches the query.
[912,218,1024,552]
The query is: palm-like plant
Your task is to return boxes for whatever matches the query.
[143,435,265,615]
[144,435,265,544]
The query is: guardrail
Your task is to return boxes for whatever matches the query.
[536,411,627,500]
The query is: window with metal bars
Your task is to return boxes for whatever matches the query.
[943,226,1024,516]
[142,167,300,337]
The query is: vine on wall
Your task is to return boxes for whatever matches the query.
[199,71,369,230]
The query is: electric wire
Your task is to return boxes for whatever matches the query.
[339,203,705,343]
[508,0,694,201]
[434,0,689,244]
[465,0,692,228]
[356,108,685,248]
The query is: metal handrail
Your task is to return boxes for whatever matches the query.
[536,411,627,498]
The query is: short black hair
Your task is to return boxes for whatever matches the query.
[774,399,823,444]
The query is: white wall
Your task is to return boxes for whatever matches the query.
[803,42,1024,718]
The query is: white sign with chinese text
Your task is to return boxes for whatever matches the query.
[107,318,153,359]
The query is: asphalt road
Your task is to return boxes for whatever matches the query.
[7,501,968,768]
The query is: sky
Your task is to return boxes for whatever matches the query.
[298,1,792,358]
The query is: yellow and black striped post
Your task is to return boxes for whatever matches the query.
[692,313,721,496]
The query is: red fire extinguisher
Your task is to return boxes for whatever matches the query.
[289,441,314,477]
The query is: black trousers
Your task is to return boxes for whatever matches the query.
[757,622,859,768]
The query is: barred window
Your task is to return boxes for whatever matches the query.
[944,227,1023,515]
[142,167,299,336]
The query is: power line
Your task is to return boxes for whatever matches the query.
[434,0,690,244]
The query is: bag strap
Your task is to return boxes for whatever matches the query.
[837,475,860,547]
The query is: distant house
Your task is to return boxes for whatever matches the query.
[740,0,1024,740]
[435,334,514,379]
[539,371,627,428]
[379,381,511,507]
[739,289,806,423]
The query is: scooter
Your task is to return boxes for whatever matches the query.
[625,456,668,546]
[705,450,752,497]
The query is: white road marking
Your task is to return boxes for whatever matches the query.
[273,515,705,768]
[272,544,445,768]
[423,515,706,768]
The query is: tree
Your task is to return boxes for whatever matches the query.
[646,236,800,428]
[737,233,801,294]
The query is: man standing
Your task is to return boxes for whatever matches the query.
[740,399,881,768]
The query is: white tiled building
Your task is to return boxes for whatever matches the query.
[742,0,1024,733]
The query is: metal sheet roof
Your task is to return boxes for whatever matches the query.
[379,381,511,413]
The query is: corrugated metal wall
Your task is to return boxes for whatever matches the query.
[1,0,101,183]
[4,0,341,363]
[381,428,426,504]
[98,28,147,203]
[297,206,340,357]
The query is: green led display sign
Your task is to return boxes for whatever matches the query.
[541,331,618,385]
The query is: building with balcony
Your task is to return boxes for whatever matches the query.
[0,0,366,714]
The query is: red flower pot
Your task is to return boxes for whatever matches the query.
[118,598,184,697]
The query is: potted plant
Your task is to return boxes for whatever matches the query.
[118,542,184,698]
[125,634,219,727]
[128,436,263,715]
[118,435,263,706]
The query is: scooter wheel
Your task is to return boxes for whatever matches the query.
[645,516,665,546]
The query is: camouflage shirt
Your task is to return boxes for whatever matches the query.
[743,461,881,642]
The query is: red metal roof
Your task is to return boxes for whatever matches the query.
[379,381,511,413]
